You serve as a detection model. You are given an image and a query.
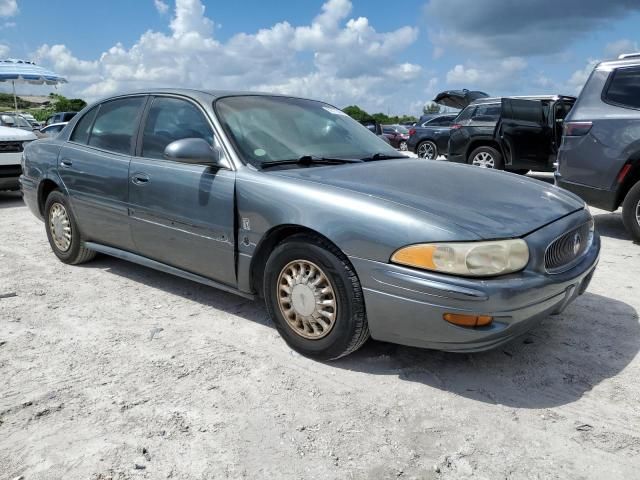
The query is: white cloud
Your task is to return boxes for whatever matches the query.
[153,0,169,14]
[566,59,599,93]
[604,39,639,59]
[446,57,527,90]
[32,0,422,115]
[0,0,17,17]
[0,43,9,57]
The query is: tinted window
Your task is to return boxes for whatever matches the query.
[382,127,394,134]
[70,107,98,144]
[505,99,543,123]
[88,97,145,154]
[428,116,455,126]
[141,97,213,160]
[454,106,475,123]
[605,67,640,109]
[471,104,501,121]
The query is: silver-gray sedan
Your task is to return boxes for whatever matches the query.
[20,89,600,360]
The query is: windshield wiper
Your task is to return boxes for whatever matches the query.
[360,152,408,162]
[261,155,363,169]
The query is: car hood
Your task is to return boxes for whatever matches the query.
[433,89,490,109]
[0,125,37,141]
[271,160,584,239]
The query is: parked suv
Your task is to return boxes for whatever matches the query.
[407,113,457,159]
[556,54,640,241]
[444,94,576,173]
[0,125,37,191]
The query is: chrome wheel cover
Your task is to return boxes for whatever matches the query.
[471,151,495,168]
[399,141,408,151]
[277,260,337,340]
[636,199,640,227]
[417,142,436,159]
[49,202,72,252]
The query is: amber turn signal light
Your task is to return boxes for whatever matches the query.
[443,313,493,328]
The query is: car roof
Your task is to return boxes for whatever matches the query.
[99,88,314,102]
[596,56,640,71]
[43,122,68,128]
[470,94,577,106]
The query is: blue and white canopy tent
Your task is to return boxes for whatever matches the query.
[0,59,68,111]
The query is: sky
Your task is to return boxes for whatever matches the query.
[0,0,639,116]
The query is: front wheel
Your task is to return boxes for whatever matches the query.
[263,234,369,360]
[468,146,504,170]
[44,190,96,265]
[417,141,438,160]
[622,181,640,242]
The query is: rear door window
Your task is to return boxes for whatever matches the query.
[604,66,640,109]
[471,104,501,122]
[70,107,98,144]
[88,97,146,155]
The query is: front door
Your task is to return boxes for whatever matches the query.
[127,95,236,286]
[57,96,147,251]
[497,98,552,169]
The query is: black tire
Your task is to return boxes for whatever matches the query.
[44,190,96,265]
[263,234,369,360]
[622,181,640,242]
[468,146,504,170]
[417,140,438,160]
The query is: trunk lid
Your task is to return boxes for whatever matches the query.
[433,89,490,109]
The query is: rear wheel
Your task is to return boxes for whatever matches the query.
[468,146,504,170]
[417,141,437,160]
[44,190,96,264]
[263,234,369,360]
[399,140,408,151]
[622,181,640,242]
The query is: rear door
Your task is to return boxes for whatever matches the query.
[57,96,147,251]
[127,95,236,286]
[497,98,552,169]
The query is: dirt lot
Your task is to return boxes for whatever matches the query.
[1,186,639,480]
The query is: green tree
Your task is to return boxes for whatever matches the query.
[423,103,441,114]
[342,105,372,122]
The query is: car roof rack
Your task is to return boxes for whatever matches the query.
[618,52,640,60]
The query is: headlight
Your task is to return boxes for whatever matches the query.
[391,239,529,277]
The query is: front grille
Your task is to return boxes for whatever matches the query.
[0,141,23,153]
[0,165,21,178]
[545,221,593,273]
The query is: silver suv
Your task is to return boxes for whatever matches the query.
[556,53,640,241]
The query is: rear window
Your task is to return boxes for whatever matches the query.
[88,97,145,155]
[471,104,501,122]
[604,66,640,110]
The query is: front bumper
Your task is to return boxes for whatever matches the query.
[350,209,600,352]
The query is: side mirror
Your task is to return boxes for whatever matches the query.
[163,138,228,168]
[1,115,15,126]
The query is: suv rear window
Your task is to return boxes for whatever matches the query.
[604,66,640,110]
[471,104,501,122]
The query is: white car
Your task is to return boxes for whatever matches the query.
[40,122,68,137]
[0,125,37,191]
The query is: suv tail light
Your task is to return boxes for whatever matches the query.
[563,121,592,137]
[450,123,462,130]
[408,128,416,136]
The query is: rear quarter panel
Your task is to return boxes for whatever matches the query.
[22,139,66,218]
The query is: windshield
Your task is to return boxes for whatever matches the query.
[215,95,399,167]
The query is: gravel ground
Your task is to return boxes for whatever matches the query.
[1,183,639,480]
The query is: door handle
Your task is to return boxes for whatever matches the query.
[131,173,150,185]
[60,159,72,167]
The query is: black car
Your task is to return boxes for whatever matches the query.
[444,93,576,173]
[407,113,458,159]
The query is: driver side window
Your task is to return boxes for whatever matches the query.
[141,96,214,160]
